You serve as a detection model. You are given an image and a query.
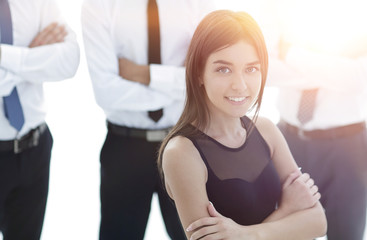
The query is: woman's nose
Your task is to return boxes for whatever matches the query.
[231,74,248,91]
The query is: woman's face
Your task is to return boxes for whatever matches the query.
[202,40,262,119]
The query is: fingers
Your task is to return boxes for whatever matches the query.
[207,202,222,218]
[313,192,321,201]
[29,22,67,48]
[297,172,310,182]
[37,22,59,44]
[45,25,66,44]
[186,217,218,232]
[300,174,317,192]
[310,185,321,202]
[29,22,57,47]
[299,173,322,203]
[306,177,314,188]
[310,184,318,195]
[282,169,302,189]
[189,225,221,240]
[41,24,67,45]
[295,172,321,198]
[298,173,317,191]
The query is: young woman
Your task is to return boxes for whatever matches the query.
[158,10,327,240]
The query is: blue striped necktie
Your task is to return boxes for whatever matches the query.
[0,0,25,131]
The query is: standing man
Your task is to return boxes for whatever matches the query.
[0,0,80,239]
[82,0,215,239]
[261,0,367,239]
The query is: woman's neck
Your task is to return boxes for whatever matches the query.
[205,116,247,148]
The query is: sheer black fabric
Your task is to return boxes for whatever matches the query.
[186,116,281,225]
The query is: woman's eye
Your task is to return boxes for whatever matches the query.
[218,67,231,74]
[246,67,258,73]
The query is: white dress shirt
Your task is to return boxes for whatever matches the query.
[0,0,80,140]
[261,0,367,130]
[82,0,215,130]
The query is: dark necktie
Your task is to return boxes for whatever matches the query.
[0,0,25,131]
[147,0,163,122]
[297,88,318,125]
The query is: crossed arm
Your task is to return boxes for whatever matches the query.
[187,173,326,240]
[118,58,150,85]
[162,117,327,240]
[0,22,66,62]
[28,22,67,48]
[0,21,77,97]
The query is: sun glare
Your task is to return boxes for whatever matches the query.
[278,0,367,57]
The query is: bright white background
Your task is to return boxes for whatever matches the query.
[0,0,365,239]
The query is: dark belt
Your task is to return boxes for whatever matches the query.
[107,121,170,142]
[279,120,366,140]
[0,123,47,154]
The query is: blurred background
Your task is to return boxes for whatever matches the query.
[1,0,365,239]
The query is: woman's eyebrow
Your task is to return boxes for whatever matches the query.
[213,60,233,65]
[213,60,260,66]
[247,60,260,66]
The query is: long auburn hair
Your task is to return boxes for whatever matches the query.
[157,10,269,181]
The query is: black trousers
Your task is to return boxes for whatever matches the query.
[279,123,367,240]
[99,130,185,240]
[0,127,53,240]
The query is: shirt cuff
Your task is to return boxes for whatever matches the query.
[0,68,22,96]
[0,44,26,73]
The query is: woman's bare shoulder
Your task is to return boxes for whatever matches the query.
[162,135,208,199]
[164,135,198,157]
[253,116,280,155]
[254,116,277,132]
[163,135,205,172]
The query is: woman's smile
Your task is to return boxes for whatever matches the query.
[225,96,249,105]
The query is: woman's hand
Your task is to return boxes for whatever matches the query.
[279,170,321,215]
[186,202,256,240]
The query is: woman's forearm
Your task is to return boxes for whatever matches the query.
[251,202,327,240]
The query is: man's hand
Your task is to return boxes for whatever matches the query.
[29,22,67,48]
[118,58,150,86]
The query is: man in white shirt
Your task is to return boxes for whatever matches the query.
[82,0,215,239]
[261,0,367,239]
[0,0,79,239]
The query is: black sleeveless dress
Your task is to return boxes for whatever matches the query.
[186,116,281,225]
